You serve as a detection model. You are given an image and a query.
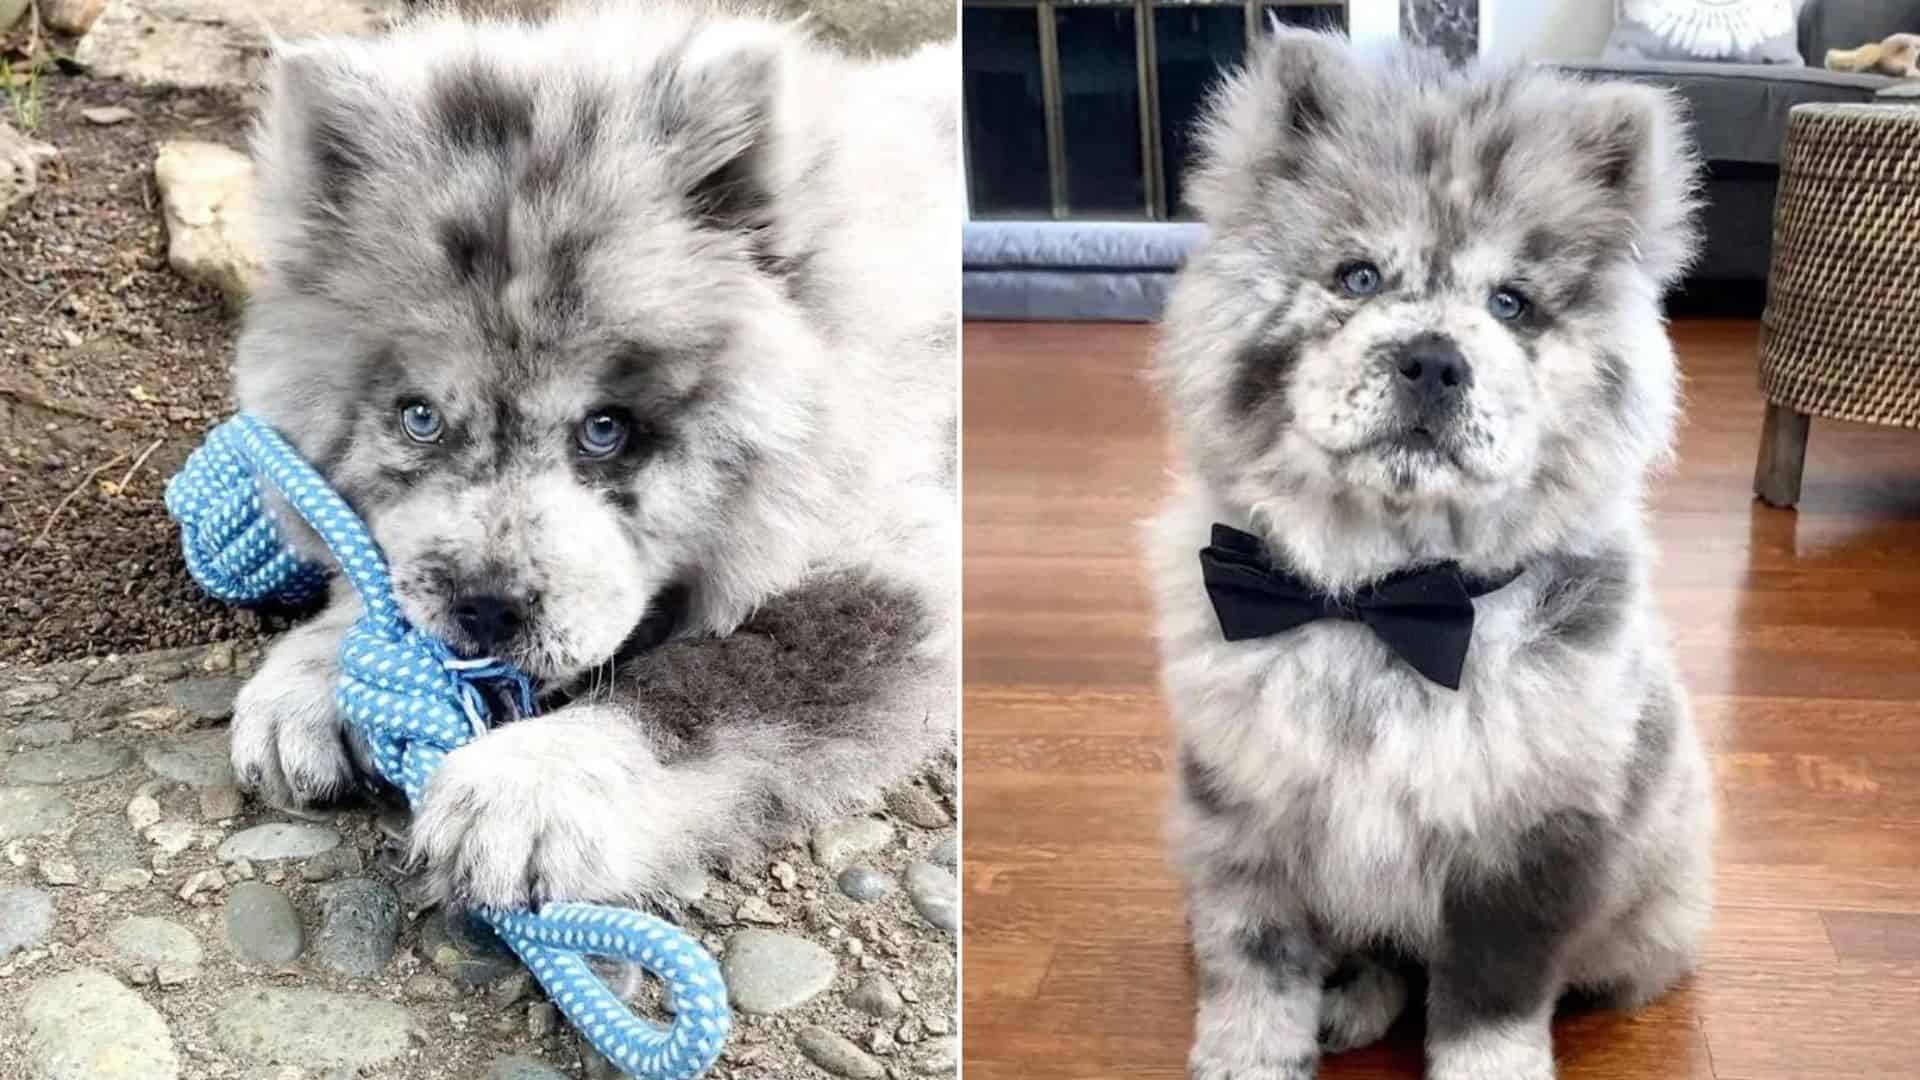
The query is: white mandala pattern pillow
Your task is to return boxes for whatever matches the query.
[1605,0,1803,64]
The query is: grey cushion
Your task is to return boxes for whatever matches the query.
[1799,0,1920,62]
[1605,0,1803,65]
[962,221,1204,321]
[1554,59,1897,163]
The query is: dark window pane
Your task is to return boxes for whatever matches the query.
[1155,5,1246,219]
[1056,5,1144,216]
[964,6,1050,217]
[1267,3,1348,33]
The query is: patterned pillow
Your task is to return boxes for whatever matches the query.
[1604,0,1804,65]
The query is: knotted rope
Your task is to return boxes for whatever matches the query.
[165,413,730,1080]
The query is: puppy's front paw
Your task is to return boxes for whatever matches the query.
[230,666,366,809]
[1188,1051,1317,1080]
[1319,957,1408,1053]
[409,719,645,909]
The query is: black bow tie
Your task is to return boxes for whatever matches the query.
[1198,524,1522,691]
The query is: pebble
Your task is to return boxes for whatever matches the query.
[4,741,132,784]
[200,783,245,820]
[219,822,341,861]
[489,970,534,1009]
[0,886,54,961]
[722,929,838,1014]
[24,969,182,1079]
[299,844,365,882]
[140,728,235,786]
[313,878,401,977]
[907,1036,959,1076]
[886,785,951,829]
[771,860,799,890]
[107,915,204,986]
[836,865,895,903]
[127,793,163,830]
[488,1056,569,1080]
[40,857,79,885]
[102,867,154,892]
[0,786,74,838]
[903,861,957,934]
[424,908,522,985]
[797,1025,886,1079]
[926,1014,952,1036]
[202,641,236,673]
[404,972,460,1002]
[736,896,786,925]
[146,819,199,856]
[178,867,226,901]
[168,675,243,722]
[15,720,74,746]
[82,105,136,125]
[930,834,957,867]
[528,1001,559,1039]
[811,816,896,868]
[224,881,304,965]
[848,972,906,1018]
[212,988,414,1069]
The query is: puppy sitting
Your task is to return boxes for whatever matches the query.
[227,1,957,910]
[1146,32,1713,1080]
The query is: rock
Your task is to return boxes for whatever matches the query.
[15,720,75,746]
[0,0,27,35]
[0,886,54,961]
[127,793,162,830]
[0,680,60,707]
[299,844,364,882]
[76,0,392,89]
[527,1001,559,1039]
[140,728,235,786]
[313,878,401,977]
[811,816,896,869]
[40,858,79,886]
[423,908,522,985]
[903,861,957,934]
[797,1026,886,1080]
[770,860,799,890]
[200,783,245,820]
[930,833,957,867]
[178,867,225,901]
[847,973,905,1018]
[224,881,304,965]
[212,988,414,1069]
[106,916,204,986]
[886,785,951,829]
[488,1056,569,1080]
[202,641,236,673]
[4,741,131,784]
[722,929,837,1014]
[736,896,785,925]
[926,1014,952,1036]
[102,867,153,892]
[219,822,341,861]
[0,786,74,839]
[404,972,460,1002]
[167,675,244,724]
[41,0,109,34]
[836,865,895,903]
[23,969,181,1079]
[489,970,533,1009]
[146,820,199,856]
[906,1036,958,1076]
[153,140,263,308]
[82,105,136,126]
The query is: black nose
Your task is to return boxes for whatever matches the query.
[1393,335,1473,409]
[451,594,526,652]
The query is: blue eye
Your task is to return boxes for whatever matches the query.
[1489,287,1530,322]
[1338,261,1383,298]
[399,400,443,443]
[577,411,629,458]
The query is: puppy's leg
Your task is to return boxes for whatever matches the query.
[1186,871,1329,1080]
[230,591,370,807]
[1427,811,1610,1080]
[1318,953,1408,1053]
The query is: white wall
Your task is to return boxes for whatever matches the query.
[1347,0,1402,46]
[1478,0,1616,61]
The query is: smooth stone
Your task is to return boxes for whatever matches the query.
[76,0,390,90]
[146,820,199,856]
[200,783,245,821]
[82,105,136,125]
[835,865,895,903]
[313,878,401,977]
[212,988,413,1069]
[224,881,304,965]
[885,785,951,829]
[0,786,74,839]
[903,861,957,934]
[24,969,181,1079]
[107,916,204,984]
[907,1036,958,1076]
[139,728,235,786]
[127,793,162,831]
[4,741,131,784]
[488,1056,569,1080]
[404,972,460,1002]
[811,816,896,868]
[14,720,74,747]
[71,814,142,877]
[167,676,243,722]
[0,885,54,960]
[41,0,108,35]
[422,909,521,985]
[722,929,837,1014]
[929,834,957,867]
[736,896,785,925]
[299,845,364,882]
[847,972,905,1018]
[102,867,153,892]
[797,1026,885,1080]
[219,822,340,861]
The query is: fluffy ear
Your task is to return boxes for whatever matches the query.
[644,27,788,238]
[250,40,391,267]
[1183,29,1353,224]
[1564,81,1702,288]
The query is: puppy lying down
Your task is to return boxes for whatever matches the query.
[225,1,957,910]
[1147,30,1714,1080]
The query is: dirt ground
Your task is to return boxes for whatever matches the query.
[0,72,290,662]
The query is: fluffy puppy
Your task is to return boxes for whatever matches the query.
[1146,31,1713,1080]
[227,0,957,909]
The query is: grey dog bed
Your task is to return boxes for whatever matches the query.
[962,220,1205,321]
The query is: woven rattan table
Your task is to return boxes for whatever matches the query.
[1755,102,1920,507]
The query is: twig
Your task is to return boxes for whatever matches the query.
[113,437,164,494]
[29,450,127,548]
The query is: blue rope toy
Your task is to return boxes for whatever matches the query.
[165,413,731,1080]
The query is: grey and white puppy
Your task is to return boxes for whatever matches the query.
[1146,31,1714,1080]
[228,1,957,910]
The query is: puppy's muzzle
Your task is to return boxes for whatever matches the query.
[1388,333,1472,428]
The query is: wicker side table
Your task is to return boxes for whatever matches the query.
[1755,103,1920,507]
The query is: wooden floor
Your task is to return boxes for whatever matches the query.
[960,319,1920,1080]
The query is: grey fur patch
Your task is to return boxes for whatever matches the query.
[1241,923,1318,989]
[1529,549,1632,651]
[1621,678,1676,822]
[1178,748,1236,817]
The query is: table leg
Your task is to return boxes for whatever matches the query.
[1754,403,1810,509]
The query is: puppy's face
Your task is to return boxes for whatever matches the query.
[235,17,814,679]
[1162,33,1698,514]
